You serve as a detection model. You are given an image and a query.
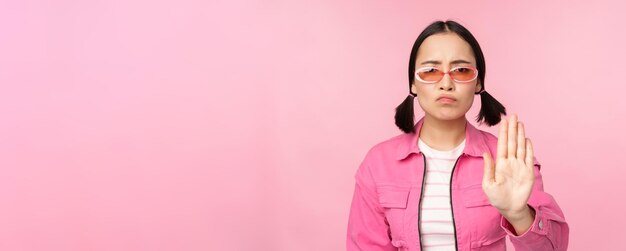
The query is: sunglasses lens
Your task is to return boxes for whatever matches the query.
[416,68,442,82]
[450,67,477,81]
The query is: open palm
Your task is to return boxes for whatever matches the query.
[482,114,535,214]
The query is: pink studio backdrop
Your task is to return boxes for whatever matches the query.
[1,0,625,250]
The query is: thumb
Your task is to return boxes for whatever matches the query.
[482,151,495,186]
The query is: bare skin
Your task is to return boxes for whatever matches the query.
[483,114,536,235]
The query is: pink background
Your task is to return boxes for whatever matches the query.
[1,0,624,250]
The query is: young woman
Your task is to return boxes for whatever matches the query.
[346,20,569,251]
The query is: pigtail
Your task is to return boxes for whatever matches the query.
[476,90,507,126]
[394,93,417,134]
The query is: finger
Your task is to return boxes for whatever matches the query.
[497,116,508,159]
[483,152,495,186]
[508,114,518,159]
[526,138,534,169]
[517,122,526,161]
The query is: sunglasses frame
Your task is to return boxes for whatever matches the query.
[414,66,479,84]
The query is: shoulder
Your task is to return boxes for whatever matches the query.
[479,129,499,148]
[354,132,413,184]
[362,132,409,161]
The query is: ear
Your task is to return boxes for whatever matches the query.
[411,83,418,97]
[475,80,483,93]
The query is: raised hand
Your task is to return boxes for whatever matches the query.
[482,114,535,220]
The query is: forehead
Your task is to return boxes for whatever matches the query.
[416,32,475,64]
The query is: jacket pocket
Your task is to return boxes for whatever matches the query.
[377,185,410,208]
[463,185,507,250]
[376,185,411,244]
[470,232,507,250]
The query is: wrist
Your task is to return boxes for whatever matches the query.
[500,205,535,223]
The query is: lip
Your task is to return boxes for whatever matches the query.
[436,95,457,102]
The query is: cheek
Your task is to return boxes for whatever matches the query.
[458,85,477,104]
[457,95,475,111]
[462,93,475,105]
[414,85,435,99]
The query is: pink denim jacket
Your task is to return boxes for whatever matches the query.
[347,117,569,250]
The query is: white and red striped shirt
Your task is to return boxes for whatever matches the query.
[417,137,466,251]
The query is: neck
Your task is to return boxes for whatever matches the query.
[418,114,467,151]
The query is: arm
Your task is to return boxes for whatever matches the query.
[346,156,396,251]
[499,162,570,251]
[482,114,569,250]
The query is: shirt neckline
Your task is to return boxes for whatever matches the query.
[418,137,466,159]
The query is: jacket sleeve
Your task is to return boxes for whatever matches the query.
[499,158,570,250]
[346,154,397,251]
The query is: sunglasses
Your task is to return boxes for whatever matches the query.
[414,66,479,83]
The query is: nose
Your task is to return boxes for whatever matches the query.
[438,72,455,91]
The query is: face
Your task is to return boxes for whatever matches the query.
[411,32,482,121]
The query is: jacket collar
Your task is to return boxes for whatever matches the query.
[395,116,490,160]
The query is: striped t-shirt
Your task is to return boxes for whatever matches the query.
[417,137,465,251]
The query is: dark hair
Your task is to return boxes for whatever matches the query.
[394,20,506,134]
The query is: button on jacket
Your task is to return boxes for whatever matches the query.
[346,117,569,250]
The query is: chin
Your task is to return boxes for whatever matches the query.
[428,110,467,121]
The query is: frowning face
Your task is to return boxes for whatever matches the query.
[411,32,483,121]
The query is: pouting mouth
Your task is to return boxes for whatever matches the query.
[437,96,457,101]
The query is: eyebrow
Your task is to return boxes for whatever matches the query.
[420,59,473,65]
